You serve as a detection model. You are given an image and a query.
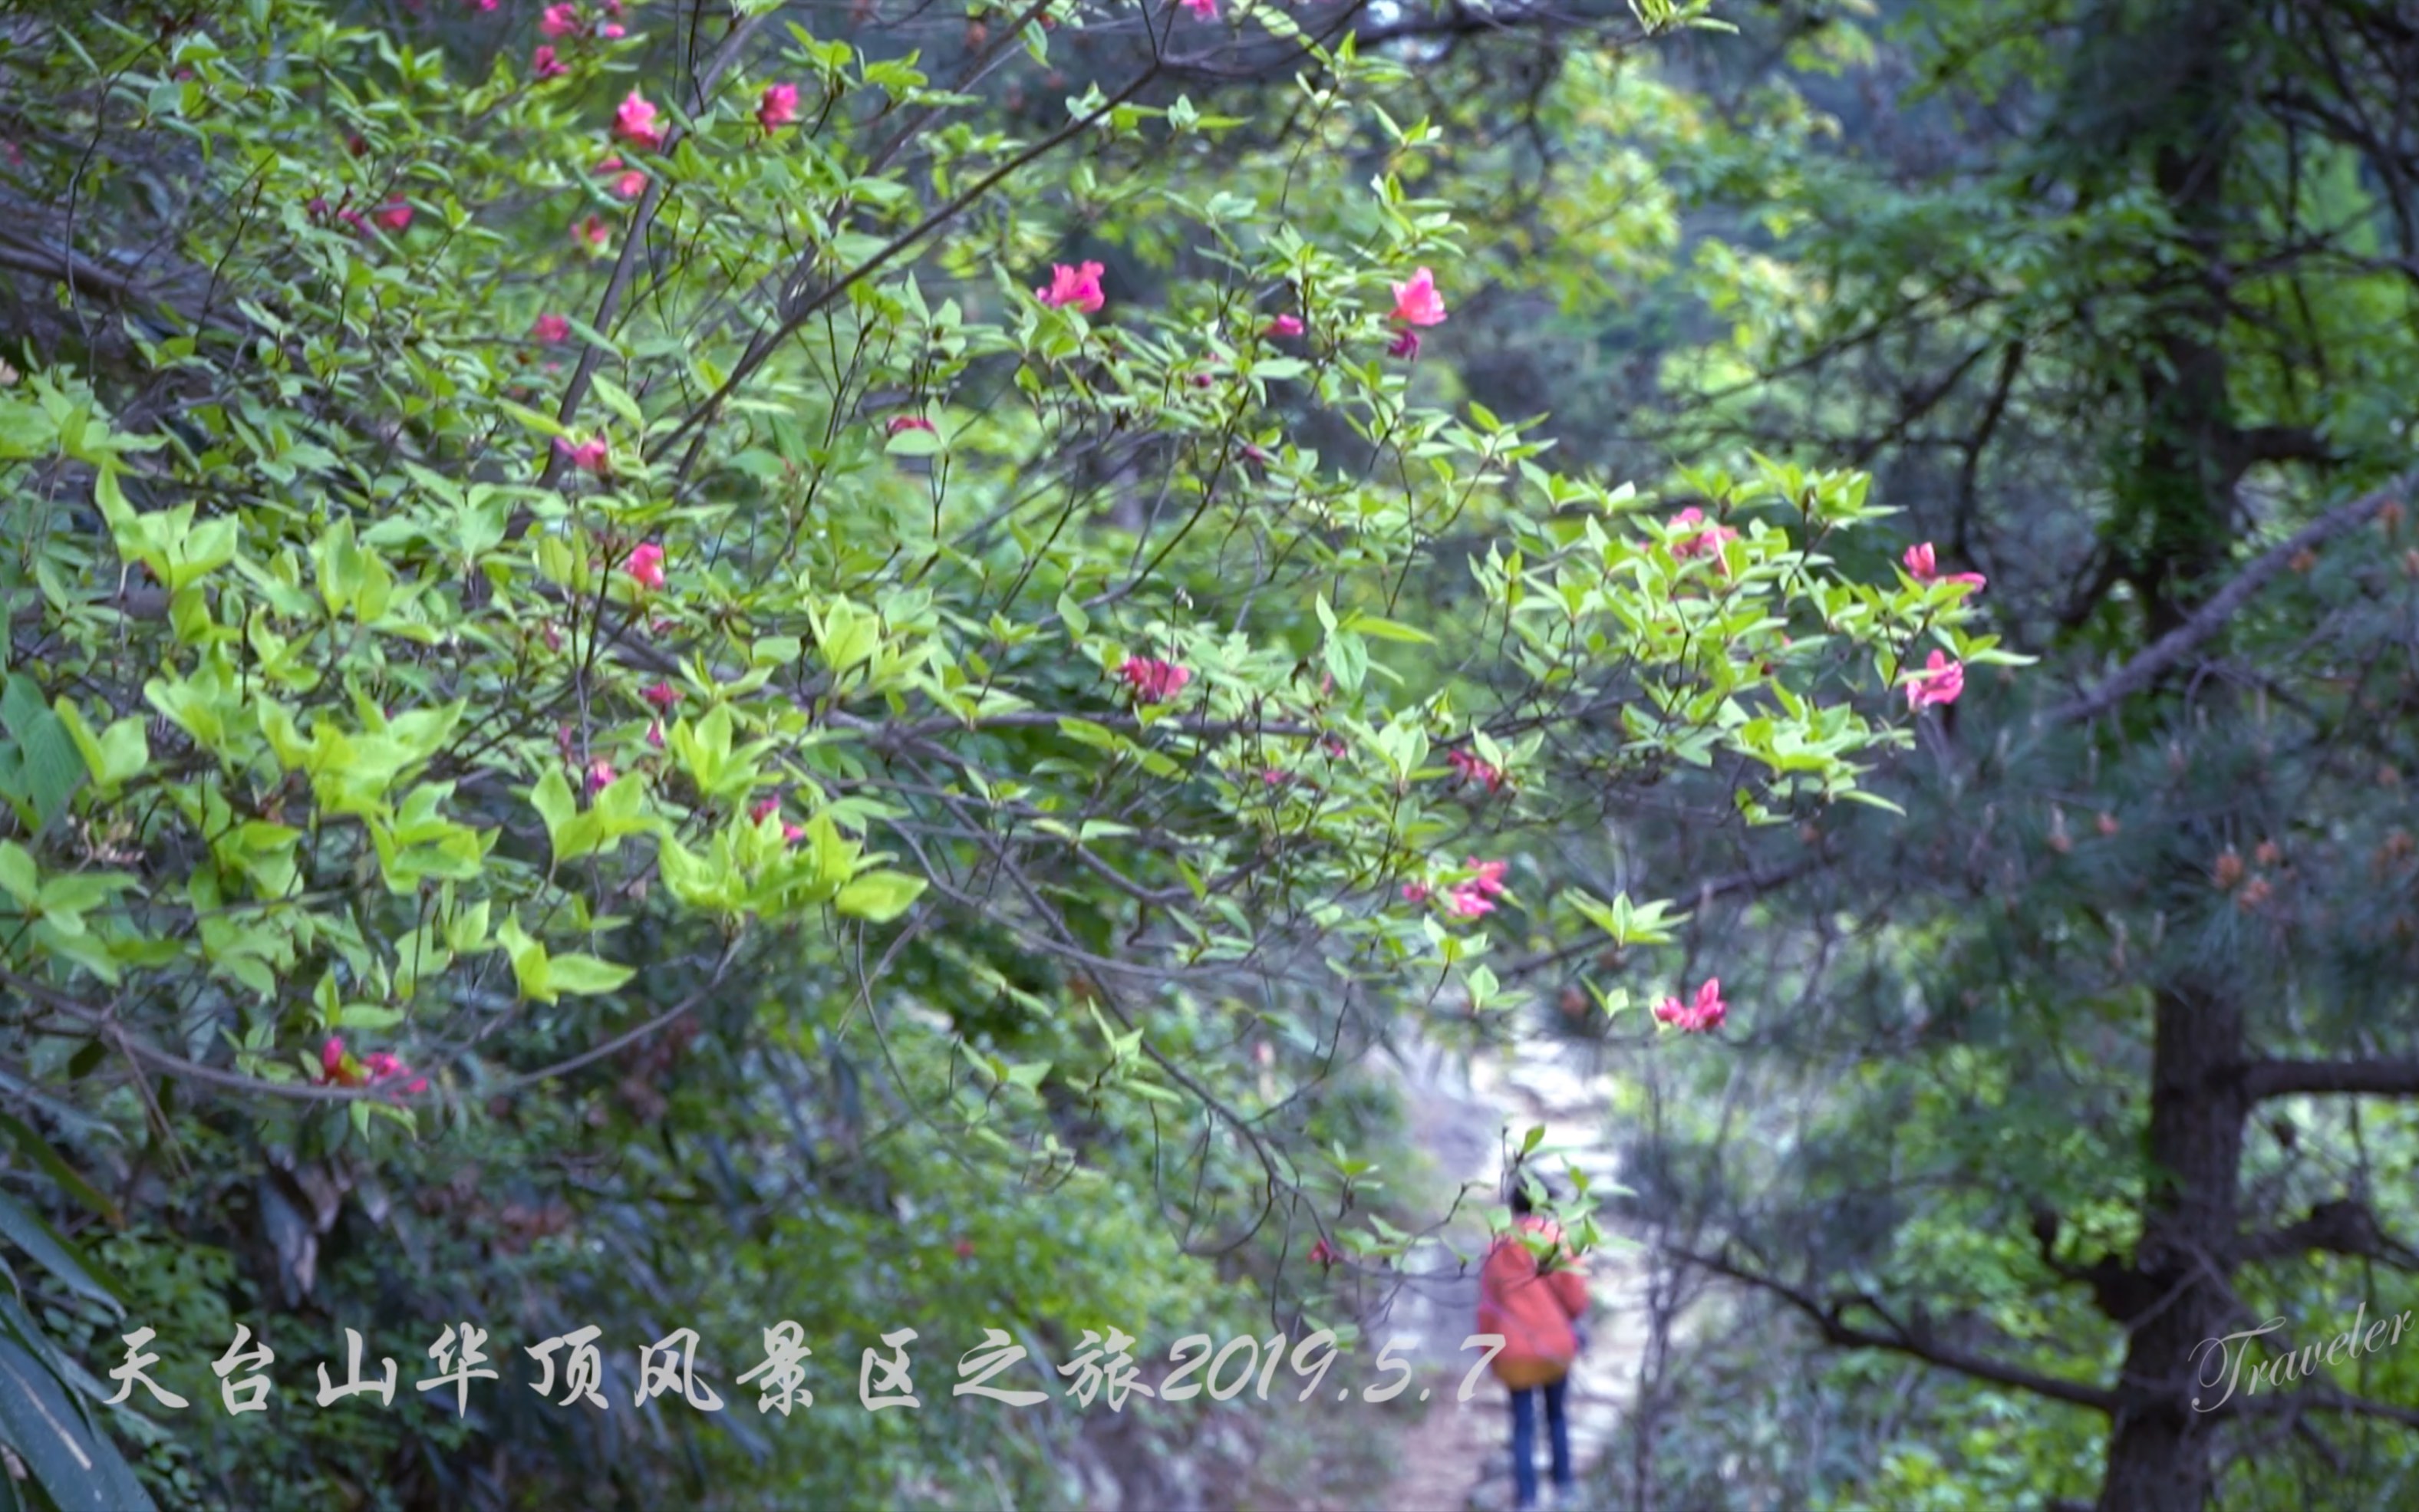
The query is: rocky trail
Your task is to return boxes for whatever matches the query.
[1363,1018,1657,1512]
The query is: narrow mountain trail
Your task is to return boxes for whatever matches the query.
[1366,1020,1659,1512]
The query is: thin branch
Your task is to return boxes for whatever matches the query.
[1669,1244,2119,1414]
[2044,469,2414,725]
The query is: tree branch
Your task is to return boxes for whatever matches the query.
[2241,1058,2419,1100]
[2236,1198,2419,1268]
[1669,1245,2118,1414]
[2043,469,2415,725]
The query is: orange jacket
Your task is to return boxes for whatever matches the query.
[1477,1216,1590,1386]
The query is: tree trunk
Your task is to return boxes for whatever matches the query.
[2096,983,2248,1512]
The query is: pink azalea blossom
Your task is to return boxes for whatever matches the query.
[321,1037,348,1080]
[531,44,568,79]
[1902,542,1986,593]
[1669,506,1740,562]
[574,215,610,250]
[641,681,681,711]
[1117,655,1191,703]
[553,434,609,474]
[1447,884,1495,917]
[646,720,664,749]
[887,414,936,435]
[1264,313,1306,338]
[1401,881,1433,904]
[1903,649,1966,710]
[371,199,412,232]
[625,542,666,591]
[1181,0,1218,18]
[612,89,664,151]
[1446,748,1504,792]
[611,169,647,199]
[1036,261,1106,312]
[532,312,572,343]
[1653,978,1727,1033]
[1387,329,1421,361]
[781,822,806,845]
[539,3,580,38]
[750,797,782,824]
[758,82,800,132]
[585,758,616,795]
[1389,268,1447,327]
[600,21,625,37]
[471,0,499,10]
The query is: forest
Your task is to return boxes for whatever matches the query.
[1,0,2416,1508]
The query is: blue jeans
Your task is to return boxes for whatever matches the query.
[1508,1375,1574,1509]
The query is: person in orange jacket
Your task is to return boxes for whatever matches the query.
[1477,1177,1590,1510]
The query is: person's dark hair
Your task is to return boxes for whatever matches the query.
[1508,1171,1554,1217]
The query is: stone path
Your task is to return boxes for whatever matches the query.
[1369,1016,1655,1512]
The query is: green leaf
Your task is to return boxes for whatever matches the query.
[0,844,33,906]
[545,954,634,996]
[833,869,926,923]
[530,768,575,858]
[0,1328,157,1512]
[0,1112,119,1227]
[0,1191,121,1316]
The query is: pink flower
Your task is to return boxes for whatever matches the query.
[595,154,624,172]
[1309,1237,1343,1267]
[1669,506,1740,562]
[1401,881,1432,904]
[781,822,806,844]
[321,1037,348,1079]
[625,542,666,591]
[371,199,412,232]
[758,82,800,132]
[532,312,572,343]
[641,681,681,711]
[750,797,781,823]
[612,90,664,151]
[1036,261,1106,313]
[1117,655,1191,703]
[600,21,625,37]
[471,0,499,10]
[1389,267,1447,328]
[1446,748,1504,792]
[1464,858,1508,897]
[611,170,647,199]
[574,215,610,250]
[586,758,617,795]
[886,415,936,435]
[531,44,568,79]
[1387,329,1421,361]
[1447,884,1495,918]
[1181,0,1218,18]
[1653,978,1727,1033]
[1264,313,1305,338]
[1903,649,1965,710]
[553,434,609,474]
[539,2,580,38]
[646,720,664,749]
[1902,542,1986,593]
